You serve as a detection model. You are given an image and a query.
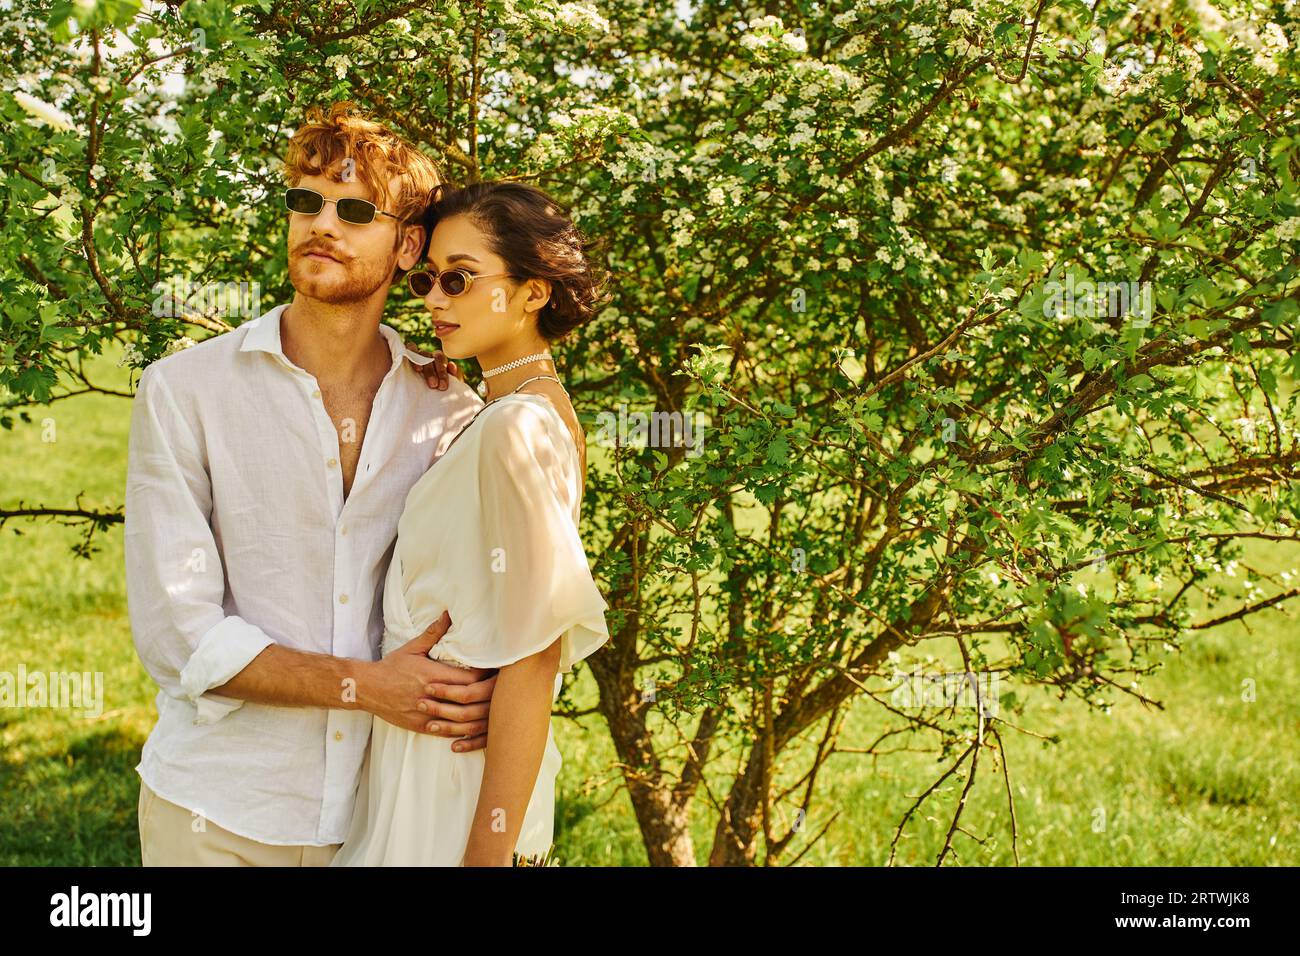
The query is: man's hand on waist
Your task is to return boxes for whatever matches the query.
[356,611,496,752]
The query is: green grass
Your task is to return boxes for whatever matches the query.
[0,345,154,866]
[808,586,1299,866]
[2,343,1296,865]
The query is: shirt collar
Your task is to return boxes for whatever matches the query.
[240,303,435,368]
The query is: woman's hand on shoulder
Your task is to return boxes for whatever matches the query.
[408,345,463,390]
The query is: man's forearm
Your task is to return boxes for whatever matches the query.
[211,644,370,712]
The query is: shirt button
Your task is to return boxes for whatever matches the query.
[339,526,348,536]
[312,389,321,399]
[327,457,338,467]
[339,593,349,604]
[334,730,344,741]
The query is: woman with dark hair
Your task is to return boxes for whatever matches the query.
[330,181,610,867]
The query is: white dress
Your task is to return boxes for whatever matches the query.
[330,392,610,866]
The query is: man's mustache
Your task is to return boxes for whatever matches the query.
[296,246,347,262]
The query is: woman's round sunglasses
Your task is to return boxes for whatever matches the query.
[407,268,517,298]
[284,187,402,225]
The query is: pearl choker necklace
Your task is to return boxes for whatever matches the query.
[477,351,553,397]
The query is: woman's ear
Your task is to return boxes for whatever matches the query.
[523,277,552,315]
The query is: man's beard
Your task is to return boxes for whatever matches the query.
[289,253,393,305]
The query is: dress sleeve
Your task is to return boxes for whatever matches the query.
[446,399,610,673]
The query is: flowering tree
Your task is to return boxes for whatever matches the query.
[2,0,1297,864]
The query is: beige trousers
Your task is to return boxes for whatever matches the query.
[138,779,341,866]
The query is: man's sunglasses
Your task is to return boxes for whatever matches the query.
[407,268,517,298]
[284,187,402,225]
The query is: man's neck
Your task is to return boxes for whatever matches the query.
[280,295,390,386]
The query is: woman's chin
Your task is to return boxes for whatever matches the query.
[438,343,471,362]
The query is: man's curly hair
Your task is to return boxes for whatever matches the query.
[283,101,443,283]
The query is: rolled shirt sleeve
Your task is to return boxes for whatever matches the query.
[125,364,276,725]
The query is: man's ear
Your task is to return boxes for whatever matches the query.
[396,223,427,272]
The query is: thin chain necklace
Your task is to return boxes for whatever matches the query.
[477,351,553,397]
[443,373,570,460]
[486,374,569,405]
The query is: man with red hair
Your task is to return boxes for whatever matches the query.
[126,103,491,865]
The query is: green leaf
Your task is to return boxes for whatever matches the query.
[766,434,790,465]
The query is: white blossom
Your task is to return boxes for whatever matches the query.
[554,2,610,32]
[13,91,77,131]
[164,336,197,357]
[118,343,144,368]
[906,24,934,47]
[325,55,350,79]
[851,85,881,116]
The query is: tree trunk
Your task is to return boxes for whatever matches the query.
[592,668,699,866]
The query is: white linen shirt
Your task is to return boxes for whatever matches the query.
[126,301,482,846]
